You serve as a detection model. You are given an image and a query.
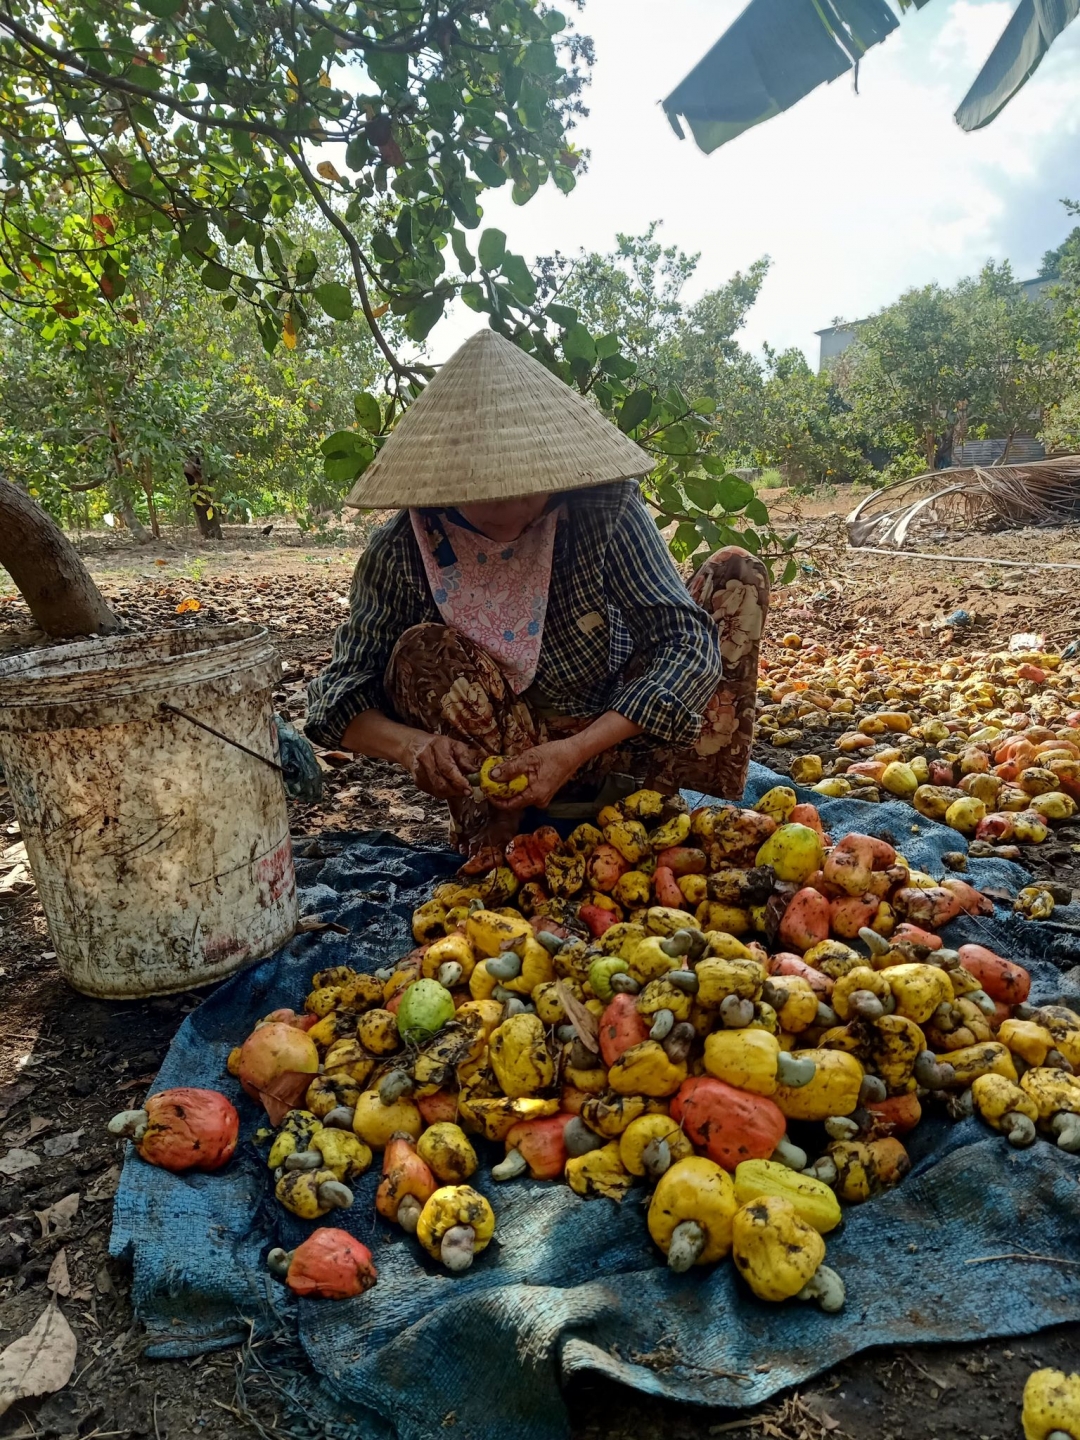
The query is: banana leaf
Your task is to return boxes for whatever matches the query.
[662,0,903,153]
[955,0,1080,130]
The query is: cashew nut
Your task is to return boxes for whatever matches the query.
[1000,1112,1036,1148]
[1052,1112,1080,1153]
[771,1136,809,1171]
[378,1069,415,1107]
[283,1149,322,1171]
[486,951,524,981]
[848,990,885,1021]
[397,1194,423,1234]
[266,1247,292,1277]
[440,1224,477,1272]
[667,969,700,994]
[662,1021,695,1065]
[536,931,565,955]
[825,1116,861,1141]
[776,1052,817,1088]
[649,1009,675,1041]
[610,972,641,995]
[108,1109,149,1143]
[667,1219,706,1273]
[797,1263,846,1312]
[642,1136,672,1180]
[437,961,463,988]
[323,1106,356,1130]
[317,1179,353,1210]
[720,995,755,1028]
[914,1050,956,1090]
[564,1117,605,1157]
[492,1148,528,1181]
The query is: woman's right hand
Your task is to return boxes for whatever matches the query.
[402,733,483,799]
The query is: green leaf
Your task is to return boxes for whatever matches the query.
[204,5,240,60]
[451,230,475,275]
[367,50,409,92]
[692,397,717,415]
[781,559,799,585]
[522,40,558,75]
[683,475,720,512]
[295,250,318,286]
[460,281,485,311]
[617,388,653,433]
[716,476,756,512]
[546,302,578,327]
[477,228,506,271]
[669,521,702,561]
[403,294,444,341]
[654,424,694,456]
[142,0,184,17]
[563,323,596,367]
[745,497,770,525]
[312,282,354,321]
[371,231,400,263]
[354,393,381,431]
[321,430,364,459]
[501,252,536,303]
[601,354,637,381]
[200,261,231,292]
[470,150,507,188]
[595,332,620,360]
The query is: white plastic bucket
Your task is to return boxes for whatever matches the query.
[0,625,297,998]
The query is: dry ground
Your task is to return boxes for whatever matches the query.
[2,492,1080,1440]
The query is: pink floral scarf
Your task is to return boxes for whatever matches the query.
[409,507,559,694]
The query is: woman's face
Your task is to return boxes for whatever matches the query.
[457,494,549,542]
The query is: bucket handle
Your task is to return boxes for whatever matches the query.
[159,702,285,777]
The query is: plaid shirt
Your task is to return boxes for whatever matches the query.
[305,480,723,748]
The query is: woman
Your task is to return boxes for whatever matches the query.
[306,330,769,866]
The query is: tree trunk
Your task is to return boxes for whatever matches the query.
[116,491,151,542]
[184,457,222,540]
[0,479,119,637]
[141,462,161,540]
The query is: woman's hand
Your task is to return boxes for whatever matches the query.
[403,733,483,799]
[487,739,584,811]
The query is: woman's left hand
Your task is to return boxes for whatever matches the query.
[488,739,584,811]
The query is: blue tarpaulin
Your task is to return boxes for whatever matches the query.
[111,765,1080,1440]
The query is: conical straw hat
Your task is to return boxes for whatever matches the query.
[346,328,653,508]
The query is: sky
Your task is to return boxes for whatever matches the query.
[434,0,1080,370]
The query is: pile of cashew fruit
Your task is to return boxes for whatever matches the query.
[107,782,1080,1311]
[759,639,1080,913]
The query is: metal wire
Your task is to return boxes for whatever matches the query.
[159,702,285,776]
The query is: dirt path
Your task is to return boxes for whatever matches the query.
[2,505,1078,1440]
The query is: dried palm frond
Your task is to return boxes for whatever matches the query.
[847,455,1080,549]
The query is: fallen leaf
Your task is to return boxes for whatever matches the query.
[253,1071,317,1127]
[0,1302,77,1417]
[555,982,599,1053]
[47,1249,71,1298]
[35,1192,79,1238]
[0,1080,34,1121]
[0,1148,41,1177]
[175,596,201,614]
[296,916,348,935]
[85,1166,120,1202]
[42,1131,83,1159]
[2,1115,51,1147]
[94,1263,114,1296]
